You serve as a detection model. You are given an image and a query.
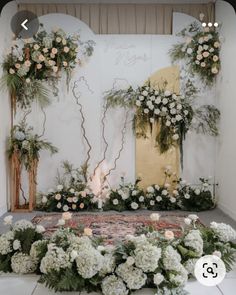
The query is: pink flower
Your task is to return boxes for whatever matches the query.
[62,212,72,220]
[164,230,175,240]
[84,227,93,236]
[51,48,58,55]
[79,203,85,209]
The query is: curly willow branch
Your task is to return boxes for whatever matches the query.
[92,101,109,178]
[72,81,92,181]
[39,106,47,138]
[103,109,130,181]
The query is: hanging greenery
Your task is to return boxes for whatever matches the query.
[1,25,95,111]
[169,21,221,86]
[104,81,220,154]
[8,121,58,171]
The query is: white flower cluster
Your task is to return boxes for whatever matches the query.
[116,262,147,290]
[184,230,203,256]
[163,246,188,287]
[134,241,162,272]
[30,240,48,261]
[184,258,198,276]
[40,245,71,274]
[11,252,37,274]
[210,222,236,242]
[0,231,14,255]
[101,275,128,295]
[99,253,116,276]
[75,247,104,279]
[12,220,34,232]
[135,86,191,141]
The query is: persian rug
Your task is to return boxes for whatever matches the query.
[32,212,189,242]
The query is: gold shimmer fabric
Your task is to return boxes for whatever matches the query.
[18,3,215,35]
[136,66,180,189]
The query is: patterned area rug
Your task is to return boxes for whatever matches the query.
[32,213,188,242]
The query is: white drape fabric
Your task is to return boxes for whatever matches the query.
[18,3,215,35]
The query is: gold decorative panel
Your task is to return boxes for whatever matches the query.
[136,65,180,189]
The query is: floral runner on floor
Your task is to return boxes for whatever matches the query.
[1,213,236,295]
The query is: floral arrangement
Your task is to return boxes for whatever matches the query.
[8,121,58,171]
[1,26,95,110]
[103,178,145,211]
[105,81,220,154]
[1,214,236,295]
[39,172,215,212]
[40,161,96,212]
[169,21,221,86]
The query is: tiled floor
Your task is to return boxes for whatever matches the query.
[0,208,236,294]
[0,274,236,295]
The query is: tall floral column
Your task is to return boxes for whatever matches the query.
[10,149,21,211]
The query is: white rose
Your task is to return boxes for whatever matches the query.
[144,108,149,114]
[162,98,168,105]
[212,67,218,74]
[213,251,222,258]
[197,54,203,61]
[69,188,75,194]
[176,114,182,121]
[162,190,168,196]
[131,202,139,210]
[166,120,171,127]
[155,97,161,104]
[184,193,190,199]
[34,44,40,50]
[155,185,160,190]
[136,100,141,106]
[150,213,160,221]
[139,95,144,101]
[154,108,160,115]
[172,134,179,140]
[63,46,70,53]
[13,240,21,250]
[63,205,69,212]
[188,214,199,221]
[203,51,210,58]
[170,197,176,203]
[70,250,78,262]
[36,225,45,234]
[156,196,162,202]
[4,215,13,225]
[139,196,144,202]
[170,108,177,115]
[57,185,63,191]
[142,90,148,96]
[162,107,167,113]
[184,218,192,225]
[113,199,119,205]
[57,218,65,226]
[150,200,155,206]
[177,104,182,110]
[9,68,15,74]
[213,55,219,62]
[164,90,172,97]
[57,202,62,209]
[187,48,193,55]
[147,186,154,193]
[194,189,201,195]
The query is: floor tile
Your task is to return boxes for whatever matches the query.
[184,280,222,295]
[0,274,38,295]
[218,279,236,295]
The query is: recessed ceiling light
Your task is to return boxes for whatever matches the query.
[214,22,219,27]
[208,22,213,27]
[202,22,207,27]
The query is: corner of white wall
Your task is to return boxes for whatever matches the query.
[215,0,236,221]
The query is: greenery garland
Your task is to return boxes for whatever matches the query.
[1,25,95,110]
[105,81,220,155]
[8,121,58,171]
[169,22,221,86]
[0,215,236,294]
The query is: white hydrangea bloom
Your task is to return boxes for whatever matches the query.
[30,240,48,261]
[134,242,162,272]
[163,246,181,270]
[184,230,203,256]
[13,239,21,251]
[101,275,128,295]
[116,262,147,290]
[153,273,164,286]
[99,253,116,276]
[0,233,13,255]
[40,246,71,274]
[184,258,198,276]
[67,236,93,253]
[210,222,236,242]
[13,220,34,232]
[75,247,104,278]
[169,268,188,287]
[11,253,37,274]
